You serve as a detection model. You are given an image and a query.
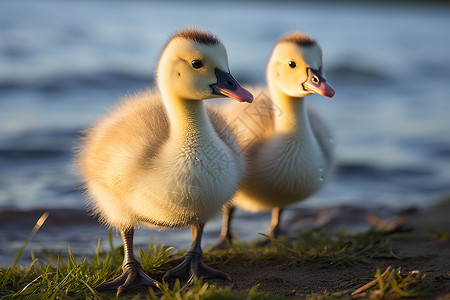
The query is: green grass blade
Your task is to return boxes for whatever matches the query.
[1,211,49,288]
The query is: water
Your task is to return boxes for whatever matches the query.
[1,0,450,265]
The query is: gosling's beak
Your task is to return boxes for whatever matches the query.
[210,69,253,103]
[302,68,335,98]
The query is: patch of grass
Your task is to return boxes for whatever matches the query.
[1,242,116,299]
[351,266,435,299]
[0,217,402,300]
[0,226,283,300]
[297,267,435,299]
[205,228,397,267]
[139,242,174,278]
[0,237,285,300]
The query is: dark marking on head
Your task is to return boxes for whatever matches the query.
[278,32,317,46]
[171,28,220,45]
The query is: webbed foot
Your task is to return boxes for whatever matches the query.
[209,237,232,251]
[97,262,160,296]
[163,251,230,281]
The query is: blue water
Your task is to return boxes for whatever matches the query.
[1,0,450,265]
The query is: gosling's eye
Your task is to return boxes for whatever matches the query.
[288,61,296,68]
[191,60,203,69]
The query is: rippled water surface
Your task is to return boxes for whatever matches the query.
[1,0,449,265]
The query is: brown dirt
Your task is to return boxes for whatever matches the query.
[207,203,450,299]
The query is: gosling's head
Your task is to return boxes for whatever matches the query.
[157,29,253,103]
[267,33,334,98]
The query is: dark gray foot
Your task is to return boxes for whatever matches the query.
[257,231,283,247]
[257,236,276,247]
[163,251,231,281]
[209,237,232,251]
[97,262,160,296]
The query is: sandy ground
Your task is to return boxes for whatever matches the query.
[207,203,450,298]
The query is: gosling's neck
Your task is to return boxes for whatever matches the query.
[162,92,215,145]
[269,85,311,137]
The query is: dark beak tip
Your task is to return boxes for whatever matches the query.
[212,68,253,103]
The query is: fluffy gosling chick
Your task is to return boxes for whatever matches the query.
[77,29,252,296]
[216,33,335,246]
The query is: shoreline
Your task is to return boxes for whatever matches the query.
[1,202,449,298]
[0,202,433,266]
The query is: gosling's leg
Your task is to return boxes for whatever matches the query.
[97,228,160,296]
[267,207,284,239]
[212,205,235,250]
[257,207,285,247]
[163,223,231,281]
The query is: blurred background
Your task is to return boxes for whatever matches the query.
[1,0,449,265]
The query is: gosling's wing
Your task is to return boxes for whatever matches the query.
[207,105,239,155]
[216,86,276,152]
[76,90,170,190]
[206,104,245,178]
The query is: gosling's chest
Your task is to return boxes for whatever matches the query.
[161,135,240,200]
[252,135,327,197]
